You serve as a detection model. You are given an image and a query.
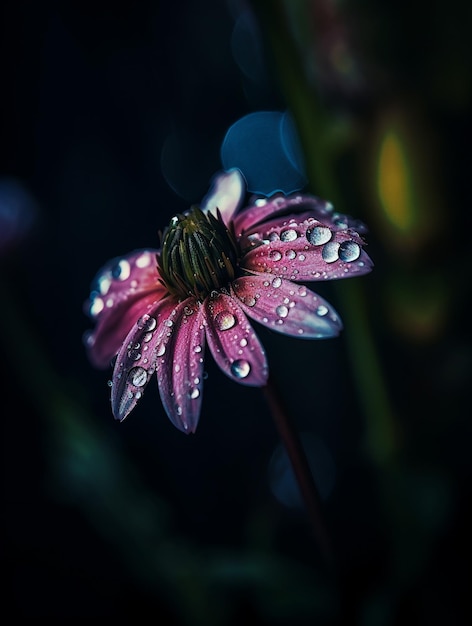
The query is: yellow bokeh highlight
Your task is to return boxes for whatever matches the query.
[377,130,415,231]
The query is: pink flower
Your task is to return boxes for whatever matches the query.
[84,170,372,433]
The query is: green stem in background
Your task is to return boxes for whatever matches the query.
[263,376,334,570]
[252,0,397,467]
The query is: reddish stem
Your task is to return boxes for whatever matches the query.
[263,375,334,570]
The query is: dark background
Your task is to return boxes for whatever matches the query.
[1,0,471,623]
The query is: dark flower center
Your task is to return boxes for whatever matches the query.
[158,206,239,301]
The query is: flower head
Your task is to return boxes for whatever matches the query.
[84,170,372,433]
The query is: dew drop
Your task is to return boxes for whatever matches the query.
[136,252,152,268]
[306,225,332,246]
[231,359,251,379]
[128,366,148,387]
[299,254,306,261]
[127,344,142,361]
[194,344,202,353]
[137,314,157,332]
[98,275,111,295]
[269,250,282,261]
[285,249,296,260]
[271,277,282,288]
[164,319,174,327]
[269,231,279,241]
[280,228,298,242]
[215,310,236,331]
[338,240,361,262]
[189,388,200,399]
[322,241,340,263]
[90,297,104,317]
[276,305,289,318]
[175,363,181,373]
[316,305,328,316]
[333,214,348,229]
[240,338,248,347]
[112,259,131,280]
[156,343,166,357]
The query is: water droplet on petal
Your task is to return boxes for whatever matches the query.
[306,225,332,246]
[271,277,282,288]
[136,252,152,268]
[194,344,202,353]
[137,314,157,331]
[231,359,251,379]
[269,250,282,261]
[316,305,328,316]
[112,259,131,280]
[98,275,111,295]
[322,241,340,263]
[215,310,236,331]
[127,342,142,360]
[242,295,256,307]
[240,338,248,347]
[90,297,104,317]
[280,228,298,242]
[175,363,181,373]
[189,388,200,399]
[338,240,361,262]
[285,249,296,260]
[333,214,348,229]
[128,366,148,387]
[156,343,166,357]
[276,305,289,318]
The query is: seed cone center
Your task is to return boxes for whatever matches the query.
[158,206,239,301]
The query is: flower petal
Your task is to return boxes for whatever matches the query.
[111,296,175,422]
[204,292,268,386]
[200,168,246,222]
[154,299,206,433]
[233,194,327,236]
[84,249,166,368]
[232,275,343,338]
[241,215,373,281]
[233,193,368,238]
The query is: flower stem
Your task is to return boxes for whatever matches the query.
[263,375,334,570]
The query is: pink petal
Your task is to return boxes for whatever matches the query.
[232,275,343,339]
[111,296,176,422]
[204,292,268,386]
[85,249,167,367]
[154,299,206,433]
[240,215,373,281]
[200,169,246,222]
[233,193,334,236]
